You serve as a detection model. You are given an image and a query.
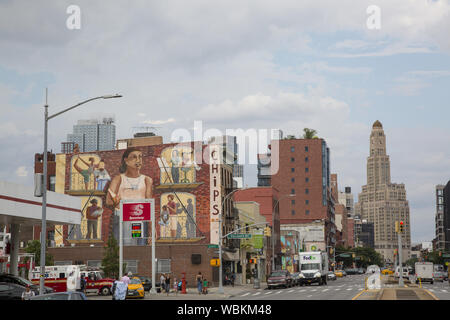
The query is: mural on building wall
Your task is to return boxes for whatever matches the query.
[67,196,103,241]
[159,192,196,239]
[158,146,199,185]
[106,147,153,245]
[70,154,111,192]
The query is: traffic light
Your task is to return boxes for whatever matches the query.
[395,221,399,233]
[399,221,404,233]
[249,259,257,264]
[264,227,271,237]
[439,251,442,257]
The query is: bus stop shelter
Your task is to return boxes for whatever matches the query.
[0,180,81,275]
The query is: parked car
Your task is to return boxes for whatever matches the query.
[357,268,366,274]
[0,274,53,295]
[28,291,87,300]
[291,272,301,286]
[0,282,27,300]
[126,277,145,299]
[394,266,409,279]
[267,270,293,289]
[327,272,336,281]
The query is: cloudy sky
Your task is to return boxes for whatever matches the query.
[1,1,449,243]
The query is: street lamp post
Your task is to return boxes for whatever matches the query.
[39,91,121,294]
[272,194,296,272]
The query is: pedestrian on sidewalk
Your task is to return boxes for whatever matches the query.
[196,272,203,295]
[202,278,208,295]
[230,272,235,287]
[173,277,178,296]
[165,274,171,296]
[160,273,166,293]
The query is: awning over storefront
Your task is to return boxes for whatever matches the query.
[223,251,240,261]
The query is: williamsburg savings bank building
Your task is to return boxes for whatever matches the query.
[34,141,236,287]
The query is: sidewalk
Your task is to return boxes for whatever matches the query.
[142,282,263,300]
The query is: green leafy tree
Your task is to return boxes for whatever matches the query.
[24,240,54,266]
[405,257,418,267]
[302,128,318,139]
[425,251,444,265]
[101,236,127,279]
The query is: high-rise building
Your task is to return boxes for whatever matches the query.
[435,184,445,251]
[443,181,450,252]
[354,219,375,248]
[339,187,354,217]
[63,117,116,152]
[355,121,411,263]
[269,137,335,252]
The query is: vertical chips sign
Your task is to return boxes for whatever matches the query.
[209,144,222,245]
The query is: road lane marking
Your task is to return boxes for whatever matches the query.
[298,289,306,292]
[265,291,272,295]
[253,292,261,296]
[288,289,294,293]
[346,288,352,291]
[334,288,340,291]
[442,290,448,293]
[311,289,317,292]
[275,290,282,294]
[241,293,250,297]
[322,289,329,292]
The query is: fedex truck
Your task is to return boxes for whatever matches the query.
[298,252,328,286]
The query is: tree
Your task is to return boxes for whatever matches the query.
[302,128,318,139]
[101,235,126,279]
[405,257,418,267]
[24,240,54,266]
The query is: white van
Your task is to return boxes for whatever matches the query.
[395,266,409,279]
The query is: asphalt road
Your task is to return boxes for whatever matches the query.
[417,280,450,300]
[229,274,367,300]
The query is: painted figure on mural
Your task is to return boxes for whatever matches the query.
[85,198,103,239]
[158,205,170,238]
[73,156,99,190]
[106,147,153,245]
[185,198,195,238]
[166,194,178,238]
[94,160,111,191]
[170,149,181,184]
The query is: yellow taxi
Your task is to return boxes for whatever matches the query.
[334,270,344,277]
[381,268,394,275]
[126,277,145,299]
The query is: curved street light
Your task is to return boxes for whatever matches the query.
[39,91,122,294]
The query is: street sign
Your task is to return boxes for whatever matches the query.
[208,244,219,249]
[227,233,252,239]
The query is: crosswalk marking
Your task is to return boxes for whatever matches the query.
[241,292,250,297]
[322,289,329,292]
[265,291,272,295]
[275,290,282,294]
[288,289,294,293]
[298,289,306,292]
[346,288,352,291]
[252,292,261,296]
[441,289,448,293]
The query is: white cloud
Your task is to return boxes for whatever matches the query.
[15,166,28,177]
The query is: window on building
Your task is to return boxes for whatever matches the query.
[87,260,102,268]
[305,177,309,183]
[291,178,295,183]
[305,157,308,162]
[305,188,309,194]
[156,259,170,274]
[291,147,295,152]
[305,167,309,172]
[306,210,310,215]
[291,157,295,162]
[291,189,295,195]
[291,168,295,172]
[291,200,295,205]
[306,200,309,205]
[305,146,309,152]
[291,210,295,215]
